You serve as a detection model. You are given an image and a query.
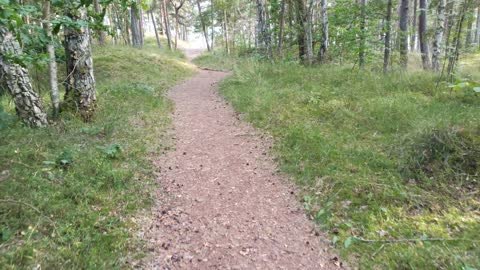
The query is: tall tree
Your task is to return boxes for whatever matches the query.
[0,26,48,127]
[223,8,230,54]
[475,7,480,45]
[94,0,106,46]
[411,0,418,51]
[318,0,329,63]
[359,0,367,68]
[294,0,306,61]
[432,0,445,71]
[256,0,272,58]
[383,0,393,73]
[170,0,186,50]
[196,0,211,51]
[130,4,142,47]
[418,0,430,70]
[43,1,60,117]
[465,20,473,46]
[399,0,409,69]
[278,0,286,57]
[63,7,97,121]
[162,0,173,49]
[150,10,162,48]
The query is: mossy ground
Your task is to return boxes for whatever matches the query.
[195,52,480,269]
[0,41,195,269]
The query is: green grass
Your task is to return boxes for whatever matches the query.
[193,51,239,71]
[202,54,480,269]
[0,42,195,269]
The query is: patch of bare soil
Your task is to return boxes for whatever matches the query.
[141,68,343,269]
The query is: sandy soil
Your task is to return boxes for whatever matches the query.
[141,55,343,269]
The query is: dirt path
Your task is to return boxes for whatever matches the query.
[142,57,341,269]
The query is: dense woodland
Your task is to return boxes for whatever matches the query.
[1,0,479,125]
[1,0,479,269]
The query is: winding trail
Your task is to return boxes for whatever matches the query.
[143,51,341,269]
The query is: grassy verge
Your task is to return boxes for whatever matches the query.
[192,51,238,71]
[198,53,480,269]
[0,43,195,269]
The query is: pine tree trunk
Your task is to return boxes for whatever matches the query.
[419,0,430,70]
[150,10,162,48]
[162,0,173,50]
[0,26,48,127]
[399,0,409,69]
[63,8,97,121]
[43,1,60,117]
[318,0,329,63]
[196,0,211,51]
[383,0,393,73]
[174,11,179,49]
[431,0,445,72]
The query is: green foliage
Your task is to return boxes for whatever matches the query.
[0,41,194,269]
[400,127,479,195]
[215,57,480,269]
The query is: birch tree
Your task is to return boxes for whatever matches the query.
[432,0,445,71]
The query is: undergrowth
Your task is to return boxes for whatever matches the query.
[0,42,194,269]
[206,54,480,269]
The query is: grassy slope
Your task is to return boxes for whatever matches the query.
[0,44,195,269]
[196,53,480,269]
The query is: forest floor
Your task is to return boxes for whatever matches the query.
[140,50,342,269]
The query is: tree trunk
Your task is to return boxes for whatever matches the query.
[295,0,306,62]
[139,9,145,46]
[383,0,392,73]
[223,9,230,54]
[63,8,97,121]
[359,0,367,68]
[447,0,468,78]
[419,0,430,70]
[256,0,272,58]
[211,0,215,50]
[130,6,142,47]
[474,7,479,45]
[94,0,106,46]
[318,0,329,63]
[162,0,172,50]
[465,21,473,47]
[399,0,409,69]
[196,0,211,51]
[278,0,286,57]
[150,10,162,48]
[43,1,60,117]
[431,0,445,71]
[0,26,48,127]
[174,11,179,49]
[411,0,417,51]
[304,0,315,64]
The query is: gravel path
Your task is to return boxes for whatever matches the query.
[143,60,342,269]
